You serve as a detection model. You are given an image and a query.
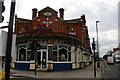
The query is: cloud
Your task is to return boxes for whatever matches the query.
[99,30,118,41]
[15,0,120,57]
[98,29,118,57]
[0,0,119,57]
[100,43,118,57]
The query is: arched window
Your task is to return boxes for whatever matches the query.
[59,48,67,61]
[19,48,26,61]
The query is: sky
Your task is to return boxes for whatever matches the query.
[0,0,119,57]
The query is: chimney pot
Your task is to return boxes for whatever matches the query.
[32,8,37,19]
[59,8,64,20]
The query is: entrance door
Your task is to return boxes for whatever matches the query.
[37,51,47,69]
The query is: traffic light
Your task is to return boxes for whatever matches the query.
[92,38,96,50]
[0,1,5,23]
[92,42,96,50]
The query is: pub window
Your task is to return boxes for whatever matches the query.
[59,46,67,49]
[68,52,71,61]
[20,45,26,48]
[27,51,34,61]
[48,46,53,60]
[19,48,26,61]
[16,50,18,61]
[36,44,41,50]
[53,51,57,61]
[27,44,31,50]
[69,30,76,35]
[40,45,47,49]
[68,47,71,51]
[31,51,35,60]
[59,48,67,61]
[53,45,57,50]
[75,52,77,63]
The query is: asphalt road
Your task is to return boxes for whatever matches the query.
[101,62,120,78]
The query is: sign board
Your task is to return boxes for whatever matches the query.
[30,64,35,69]
[0,30,16,57]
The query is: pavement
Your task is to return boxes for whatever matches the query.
[10,63,102,79]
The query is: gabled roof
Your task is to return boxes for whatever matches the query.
[38,6,58,13]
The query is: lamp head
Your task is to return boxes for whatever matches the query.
[96,21,99,23]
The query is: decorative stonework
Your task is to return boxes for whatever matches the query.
[43,18,52,27]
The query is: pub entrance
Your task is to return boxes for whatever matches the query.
[37,50,47,69]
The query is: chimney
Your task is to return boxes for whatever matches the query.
[59,8,64,20]
[32,8,37,19]
[81,14,86,24]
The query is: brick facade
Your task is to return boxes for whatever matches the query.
[14,6,91,51]
[12,6,92,71]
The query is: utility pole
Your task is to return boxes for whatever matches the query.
[5,0,16,80]
[92,38,96,77]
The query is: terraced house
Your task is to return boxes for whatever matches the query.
[12,6,92,71]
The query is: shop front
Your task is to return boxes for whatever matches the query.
[12,43,75,71]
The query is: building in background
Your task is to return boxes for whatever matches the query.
[112,43,120,56]
[112,44,120,63]
[103,43,120,62]
[12,6,92,71]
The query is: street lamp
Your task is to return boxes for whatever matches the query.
[96,21,100,67]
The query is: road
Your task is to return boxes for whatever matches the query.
[101,62,120,78]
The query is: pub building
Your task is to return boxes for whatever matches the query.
[12,6,92,71]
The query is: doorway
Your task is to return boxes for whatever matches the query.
[37,50,47,69]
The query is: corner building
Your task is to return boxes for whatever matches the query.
[13,7,92,71]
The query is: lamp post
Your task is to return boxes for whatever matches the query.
[96,21,100,67]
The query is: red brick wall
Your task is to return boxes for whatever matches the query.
[14,7,90,49]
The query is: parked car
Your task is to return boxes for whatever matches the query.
[114,55,120,63]
[107,56,114,65]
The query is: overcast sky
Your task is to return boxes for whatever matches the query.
[0,0,119,57]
